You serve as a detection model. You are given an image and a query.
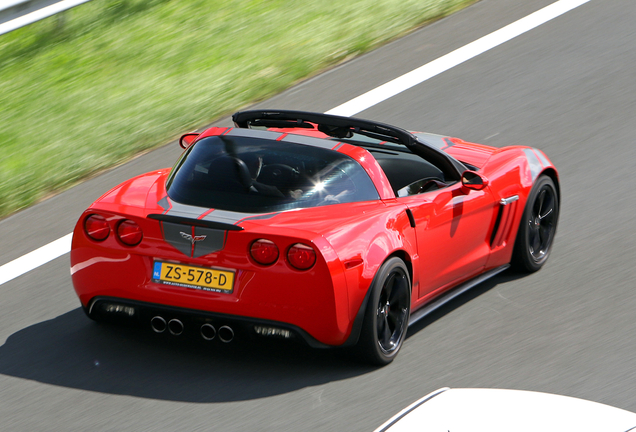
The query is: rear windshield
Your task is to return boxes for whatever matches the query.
[167,135,379,213]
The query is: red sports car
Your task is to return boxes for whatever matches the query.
[70,110,559,365]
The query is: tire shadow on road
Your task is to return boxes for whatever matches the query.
[0,308,375,402]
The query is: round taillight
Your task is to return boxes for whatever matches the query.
[117,220,143,246]
[287,243,316,270]
[250,239,279,265]
[84,214,109,241]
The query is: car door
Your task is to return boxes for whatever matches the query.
[398,181,496,299]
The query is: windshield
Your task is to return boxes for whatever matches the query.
[167,135,379,213]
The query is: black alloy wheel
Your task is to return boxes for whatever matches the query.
[512,175,559,272]
[356,257,411,365]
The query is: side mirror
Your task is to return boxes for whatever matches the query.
[179,133,199,149]
[461,170,489,191]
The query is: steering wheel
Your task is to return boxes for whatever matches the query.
[258,164,299,188]
[207,156,253,192]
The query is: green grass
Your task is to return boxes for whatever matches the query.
[0,0,475,218]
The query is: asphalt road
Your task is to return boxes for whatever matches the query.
[2,0,635,430]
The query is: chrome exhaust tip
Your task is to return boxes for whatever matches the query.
[168,319,184,336]
[218,325,234,343]
[200,323,217,341]
[151,316,167,333]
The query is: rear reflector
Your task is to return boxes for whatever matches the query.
[85,214,109,241]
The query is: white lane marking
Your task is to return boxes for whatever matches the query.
[0,0,590,285]
[0,0,93,36]
[0,233,72,285]
[326,0,591,117]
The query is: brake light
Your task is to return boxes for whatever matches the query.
[250,239,279,265]
[287,243,316,270]
[84,214,109,241]
[117,220,143,246]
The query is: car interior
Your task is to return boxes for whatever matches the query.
[367,148,447,196]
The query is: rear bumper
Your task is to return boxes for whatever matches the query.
[71,235,355,346]
[87,296,331,348]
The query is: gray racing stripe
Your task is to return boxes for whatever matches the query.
[161,197,274,227]
[193,226,226,258]
[281,133,337,149]
[162,222,196,257]
[225,128,284,140]
[163,199,211,219]
[161,222,226,258]
[533,147,551,168]
[239,212,281,222]
[201,209,266,225]
[157,196,170,213]
[523,148,542,181]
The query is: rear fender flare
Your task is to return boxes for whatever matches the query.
[341,250,412,347]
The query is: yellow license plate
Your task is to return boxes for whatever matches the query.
[152,261,234,293]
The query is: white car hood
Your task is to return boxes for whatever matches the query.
[375,388,636,432]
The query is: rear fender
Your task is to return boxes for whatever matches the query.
[341,249,413,347]
[336,207,416,347]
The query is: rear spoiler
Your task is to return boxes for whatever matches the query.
[147,214,244,231]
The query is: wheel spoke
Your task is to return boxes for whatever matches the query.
[539,193,554,220]
[531,229,541,253]
[528,222,539,240]
[539,224,552,245]
[384,273,396,301]
[539,207,553,220]
[388,308,404,329]
[535,190,546,218]
[381,315,391,347]
[377,312,387,339]
[386,307,397,328]
[388,276,404,305]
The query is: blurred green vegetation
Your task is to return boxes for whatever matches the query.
[0,0,474,218]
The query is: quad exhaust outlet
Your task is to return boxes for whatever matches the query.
[151,316,184,336]
[218,325,234,343]
[151,316,233,342]
[168,319,184,336]
[151,316,166,333]
[200,323,216,340]
[201,324,234,342]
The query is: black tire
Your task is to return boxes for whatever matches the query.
[355,257,411,365]
[511,175,559,272]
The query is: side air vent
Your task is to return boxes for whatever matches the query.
[490,195,519,248]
